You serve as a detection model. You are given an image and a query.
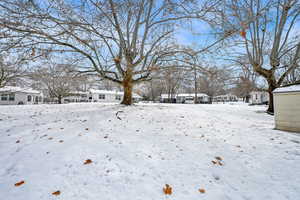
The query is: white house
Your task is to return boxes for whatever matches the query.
[213,94,238,102]
[273,84,300,132]
[63,91,89,103]
[160,93,210,104]
[0,86,43,105]
[88,89,142,103]
[249,90,269,105]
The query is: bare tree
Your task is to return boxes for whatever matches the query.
[30,62,85,104]
[0,53,27,88]
[221,0,300,113]
[0,0,222,105]
[198,66,232,100]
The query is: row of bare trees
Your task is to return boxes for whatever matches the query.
[0,0,299,112]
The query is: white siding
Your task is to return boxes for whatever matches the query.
[274,92,300,132]
[249,91,269,104]
[0,92,43,105]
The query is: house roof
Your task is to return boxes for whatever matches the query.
[161,93,209,98]
[0,86,41,94]
[176,93,209,97]
[273,84,300,93]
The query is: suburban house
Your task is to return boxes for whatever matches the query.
[213,94,238,102]
[249,90,269,105]
[160,93,210,104]
[63,91,89,103]
[273,84,300,132]
[88,89,142,103]
[0,86,43,105]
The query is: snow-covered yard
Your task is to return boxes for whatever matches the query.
[0,103,299,200]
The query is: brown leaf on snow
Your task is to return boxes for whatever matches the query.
[14,180,25,187]
[211,160,217,165]
[59,140,64,143]
[52,190,61,195]
[84,159,92,165]
[48,137,53,140]
[85,128,89,131]
[215,156,222,161]
[163,184,172,195]
[16,140,20,143]
[218,161,223,166]
[199,188,206,193]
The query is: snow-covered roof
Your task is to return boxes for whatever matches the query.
[160,93,209,98]
[0,86,41,94]
[69,91,89,95]
[273,84,300,93]
[89,89,119,94]
[176,93,208,97]
[214,94,237,98]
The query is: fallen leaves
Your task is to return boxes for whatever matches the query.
[52,190,61,196]
[14,180,25,187]
[16,140,20,143]
[84,159,92,165]
[198,188,206,193]
[163,184,172,195]
[212,156,224,166]
[215,156,222,161]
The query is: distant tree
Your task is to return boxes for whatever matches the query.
[30,62,85,104]
[0,53,27,88]
[198,66,232,100]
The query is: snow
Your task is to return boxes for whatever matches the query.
[0,103,299,200]
[0,86,41,94]
[273,84,300,93]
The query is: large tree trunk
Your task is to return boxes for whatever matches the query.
[121,71,133,105]
[58,95,62,104]
[267,81,276,114]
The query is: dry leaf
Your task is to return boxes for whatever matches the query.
[218,161,223,166]
[215,156,222,161]
[211,160,217,165]
[240,30,246,38]
[84,159,92,165]
[14,180,25,187]
[16,140,20,143]
[52,191,61,196]
[199,188,206,193]
[163,184,172,195]
[85,128,89,131]
[59,140,64,143]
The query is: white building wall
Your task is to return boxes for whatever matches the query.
[250,91,269,104]
[89,92,121,102]
[0,92,43,105]
[274,92,300,132]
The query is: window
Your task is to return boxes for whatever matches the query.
[27,95,32,102]
[99,94,105,99]
[9,94,15,101]
[115,95,121,100]
[1,94,8,101]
